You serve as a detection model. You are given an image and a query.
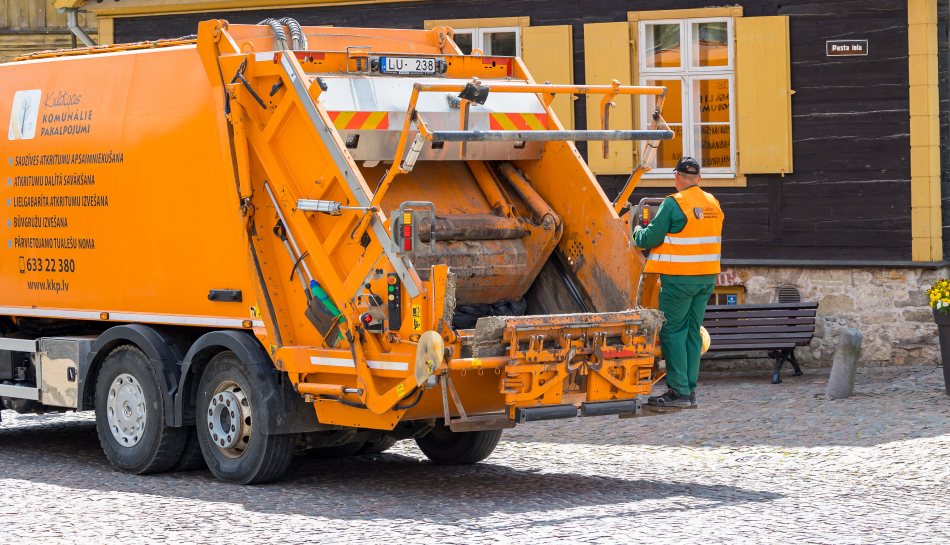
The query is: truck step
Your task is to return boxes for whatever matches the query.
[580,398,641,417]
[514,404,578,424]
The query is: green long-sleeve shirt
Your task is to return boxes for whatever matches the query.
[633,195,717,285]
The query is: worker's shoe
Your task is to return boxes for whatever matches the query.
[647,388,692,408]
[687,390,698,409]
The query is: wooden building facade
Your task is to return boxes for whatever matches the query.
[22,0,950,266]
[0,0,97,62]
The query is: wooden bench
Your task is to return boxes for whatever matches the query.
[701,302,818,384]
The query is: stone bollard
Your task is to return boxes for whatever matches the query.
[826,328,862,400]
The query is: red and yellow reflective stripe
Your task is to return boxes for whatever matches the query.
[489,113,548,131]
[327,111,390,130]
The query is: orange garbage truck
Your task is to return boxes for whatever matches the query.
[0,20,672,484]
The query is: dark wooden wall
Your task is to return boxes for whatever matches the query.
[116,0,917,262]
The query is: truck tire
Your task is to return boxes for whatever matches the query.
[171,426,207,471]
[358,436,397,455]
[415,424,502,465]
[95,345,187,474]
[195,351,295,484]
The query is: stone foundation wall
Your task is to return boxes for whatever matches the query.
[705,266,948,371]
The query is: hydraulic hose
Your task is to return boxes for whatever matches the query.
[258,18,288,50]
[394,388,424,410]
[279,18,308,50]
[316,394,367,409]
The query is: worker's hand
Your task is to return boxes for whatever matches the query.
[632,225,645,248]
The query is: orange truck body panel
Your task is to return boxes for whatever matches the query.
[2,46,259,328]
[1,22,667,433]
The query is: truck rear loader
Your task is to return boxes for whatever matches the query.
[0,20,673,484]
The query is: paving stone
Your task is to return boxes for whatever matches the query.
[0,366,948,543]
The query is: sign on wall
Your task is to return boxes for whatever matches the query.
[826,40,868,56]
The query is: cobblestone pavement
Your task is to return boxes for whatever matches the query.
[0,366,948,544]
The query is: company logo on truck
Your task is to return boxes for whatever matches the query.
[8,90,41,140]
[39,90,91,137]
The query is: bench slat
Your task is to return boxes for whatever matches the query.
[704,325,815,334]
[705,342,799,351]
[705,302,818,311]
[704,309,816,319]
[710,339,811,346]
[709,332,813,341]
[701,317,815,328]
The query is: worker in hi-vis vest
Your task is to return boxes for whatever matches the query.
[633,157,724,408]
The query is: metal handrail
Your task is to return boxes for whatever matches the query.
[425,130,674,142]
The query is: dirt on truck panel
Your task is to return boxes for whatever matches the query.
[0,20,675,484]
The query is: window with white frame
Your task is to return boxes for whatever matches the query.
[638,18,734,177]
[452,26,521,56]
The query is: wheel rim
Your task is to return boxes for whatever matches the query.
[207,380,252,459]
[107,373,147,447]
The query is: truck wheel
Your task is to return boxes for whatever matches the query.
[414,424,502,465]
[358,436,397,455]
[95,345,187,474]
[196,351,295,484]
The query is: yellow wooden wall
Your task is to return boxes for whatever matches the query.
[908,0,942,261]
[0,0,97,62]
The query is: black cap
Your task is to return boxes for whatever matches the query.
[673,157,700,175]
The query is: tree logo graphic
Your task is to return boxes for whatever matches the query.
[8,90,42,140]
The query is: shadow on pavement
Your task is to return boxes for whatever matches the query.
[503,368,950,449]
[0,418,781,521]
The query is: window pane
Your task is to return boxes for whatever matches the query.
[645,23,681,68]
[694,124,731,169]
[656,125,684,169]
[691,22,728,67]
[645,79,683,169]
[693,79,729,123]
[646,79,682,124]
[483,31,517,56]
[454,32,473,55]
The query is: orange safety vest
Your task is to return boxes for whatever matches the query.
[643,186,724,275]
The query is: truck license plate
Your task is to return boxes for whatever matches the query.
[381,57,437,75]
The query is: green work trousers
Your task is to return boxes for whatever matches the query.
[658,281,715,395]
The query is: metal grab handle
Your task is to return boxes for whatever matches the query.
[602,101,616,158]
